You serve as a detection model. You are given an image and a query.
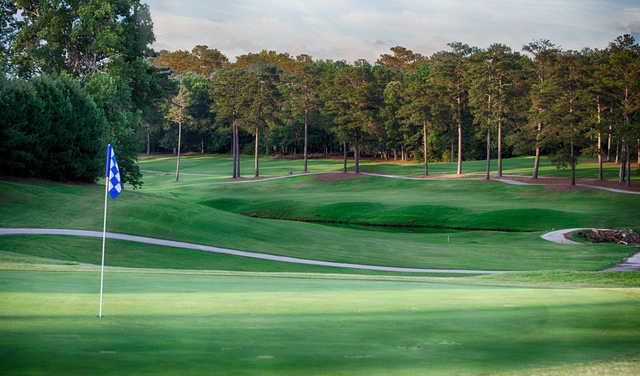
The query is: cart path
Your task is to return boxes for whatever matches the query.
[0,228,500,275]
[142,168,640,194]
[540,227,640,271]
[500,174,640,195]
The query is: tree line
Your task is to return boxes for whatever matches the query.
[153,37,639,185]
[1,0,168,187]
[0,1,638,187]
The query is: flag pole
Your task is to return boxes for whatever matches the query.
[98,152,109,319]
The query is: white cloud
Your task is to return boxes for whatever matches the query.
[147,0,639,61]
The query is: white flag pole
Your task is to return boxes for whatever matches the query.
[98,154,109,319]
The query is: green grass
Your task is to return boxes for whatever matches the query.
[138,154,639,181]
[1,154,638,272]
[0,235,475,277]
[2,155,640,375]
[0,177,637,271]
[1,268,639,375]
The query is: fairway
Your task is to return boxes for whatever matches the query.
[2,155,638,272]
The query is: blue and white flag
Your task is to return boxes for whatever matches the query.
[106,144,122,199]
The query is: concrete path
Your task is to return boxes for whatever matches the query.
[541,228,640,271]
[494,178,532,186]
[540,228,591,245]
[501,174,640,195]
[144,168,640,194]
[606,252,640,271]
[0,228,500,275]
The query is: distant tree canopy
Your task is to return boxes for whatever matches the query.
[153,46,229,76]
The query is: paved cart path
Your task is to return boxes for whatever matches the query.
[540,227,640,271]
[143,168,640,194]
[3,227,635,272]
[0,228,500,275]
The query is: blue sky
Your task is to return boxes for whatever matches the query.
[147,0,640,62]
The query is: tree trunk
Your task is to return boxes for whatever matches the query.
[450,137,454,163]
[637,138,640,169]
[201,136,205,154]
[457,96,463,175]
[146,129,151,155]
[570,100,576,186]
[570,131,576,186]
[354,133,360,174]
[175,122,182,182]
[627,144,632,187]
[615,138,620,164]
[533,123,542,179]
[597,130,603,181]
[485,126,491,180]
[497,121,502,178]
[423,121,429,176]
[343,141,348,173]
[606,126,612,162]
[236,124,240,178]
[231,123,237,178]
[303,110,309,173]
[619,142,625,184]
[597,100,602,181]
[254,127,260,178]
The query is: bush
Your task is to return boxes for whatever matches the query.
[0,75,106,182]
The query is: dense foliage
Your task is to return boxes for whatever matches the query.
[0,75,104,181]
[1,0,168,187]
[153,38,639,184]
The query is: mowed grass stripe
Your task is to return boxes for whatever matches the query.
[1,270,639,375]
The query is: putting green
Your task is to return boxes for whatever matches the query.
[1,268,639,375]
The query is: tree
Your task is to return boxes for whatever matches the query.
[523,40,560,179]
[183,72,215,154]
[581,48,613,181]
[281,55,321,173]
[546,51,588,186]
[166,81,193,182]
[153,45,228,76]
[431,43,474,175]
[245,64,281,177]
[210,68,253,178]
[607,34,640,186]
[376,46,424,73]
[11,0,156,188]
[388,63,437,175]
[323,60,377,173]
[0,0,18,76]
[0,75,105,181]
[468,44,522,179]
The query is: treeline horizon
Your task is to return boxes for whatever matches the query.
[152,35,639,185]
[0,1,638,187]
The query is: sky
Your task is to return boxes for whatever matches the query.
[147,0,640,62]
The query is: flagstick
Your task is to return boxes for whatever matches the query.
[98,175,109,319]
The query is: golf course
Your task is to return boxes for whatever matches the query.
[1,155,639,375]
[3,1,640,373]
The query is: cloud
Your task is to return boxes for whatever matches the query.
[147,0,639,61]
